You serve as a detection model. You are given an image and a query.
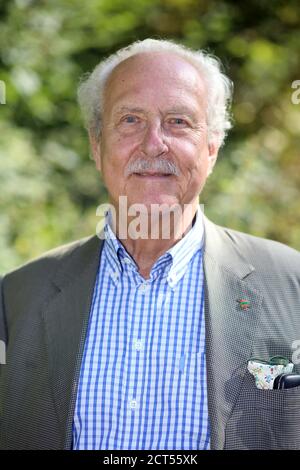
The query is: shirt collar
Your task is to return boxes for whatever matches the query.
[103,204,204,287]
[103,211,132,283]
[165,204,204,287]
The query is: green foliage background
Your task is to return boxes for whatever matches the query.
[0,0,299,272]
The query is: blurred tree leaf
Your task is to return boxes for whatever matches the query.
[0,0,299,272]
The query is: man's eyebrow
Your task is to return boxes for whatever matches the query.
[113,106,146,115]
[112,105,199,120]
[165,107,198,118]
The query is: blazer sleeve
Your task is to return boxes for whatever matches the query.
[0,276,7,365]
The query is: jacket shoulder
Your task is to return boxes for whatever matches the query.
[2,235,100,308]
[5,235,94,277]
[222,225,300,275]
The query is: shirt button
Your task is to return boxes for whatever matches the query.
[139,282,149,293]
[112,271,119,280]
[124,258,131,265]
[129,399,137,410]
[134,339,143,351]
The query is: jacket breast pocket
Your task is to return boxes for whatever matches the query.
[224,373,300,450]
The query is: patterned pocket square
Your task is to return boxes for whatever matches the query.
[247,355,294,389]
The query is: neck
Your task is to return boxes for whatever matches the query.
[108,201,199,279]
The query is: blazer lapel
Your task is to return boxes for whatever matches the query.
[41,234,103,448]
[202,216,264,449]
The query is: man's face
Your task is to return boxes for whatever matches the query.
[92,52,219,212]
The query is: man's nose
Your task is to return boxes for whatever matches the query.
[140,122,169,157]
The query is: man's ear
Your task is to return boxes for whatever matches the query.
[88,130,102,172]
[207,141,220,177]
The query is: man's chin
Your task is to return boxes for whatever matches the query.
[126,197,181,214]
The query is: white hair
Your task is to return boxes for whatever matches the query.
[77,38,233,146]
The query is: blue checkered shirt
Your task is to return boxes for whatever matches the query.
[72,204,210,449]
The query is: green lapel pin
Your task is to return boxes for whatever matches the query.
[237,298,250,310]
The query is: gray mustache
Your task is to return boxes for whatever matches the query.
[125,159,180,177]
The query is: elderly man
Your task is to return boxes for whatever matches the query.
[0,39,300,451]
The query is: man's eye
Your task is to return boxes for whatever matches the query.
[122,115,138,123]
[169,118,188,126]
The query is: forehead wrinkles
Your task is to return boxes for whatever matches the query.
[103,53,208,114]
